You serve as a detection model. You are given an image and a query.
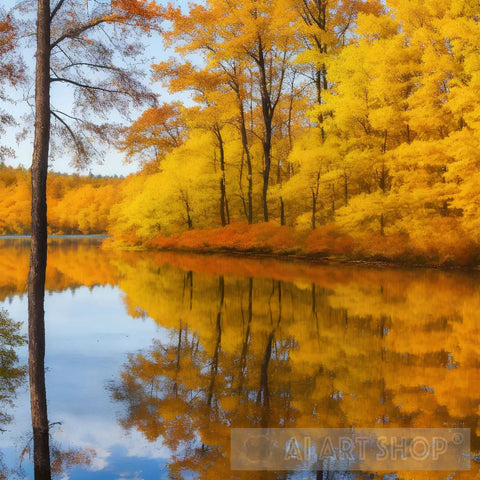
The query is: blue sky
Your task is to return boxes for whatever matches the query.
[2,0,193,176]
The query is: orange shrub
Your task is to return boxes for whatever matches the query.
[146,222,301,254]
[304,224,355,257]
[116,219,480,267]
[351,232,414,262]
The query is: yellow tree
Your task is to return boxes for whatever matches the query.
[322,11,419,235]
[283,130,340,229]
[292,0,383,137]
[154,61,237,226]
[111,131,220,239]
[162,0,300,222]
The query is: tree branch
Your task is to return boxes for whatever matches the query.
[51,109,87,124]
[50,76,131,96]
[51,110,82,151]
[59,62,121,73]
[50,17,107,51]
[50,0,67,21]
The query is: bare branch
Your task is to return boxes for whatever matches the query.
[50,76,132,96]
[50,0,67,21]
[51,110,82,151]
[50,17,107,51]
[51,109,86,124]
[59,62,121,73]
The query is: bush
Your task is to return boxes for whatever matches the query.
[146,222,300,254]
[304,224,355,257]
[115,218,480,267]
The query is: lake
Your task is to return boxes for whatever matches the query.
[0,239,479,479]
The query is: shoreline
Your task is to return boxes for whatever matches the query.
[0,234,110,240]
[111,244,480,272]
[1,233,478,271]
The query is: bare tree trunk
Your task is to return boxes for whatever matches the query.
[238,99,253,224]
[311,171,320,230]
[181,190,193,229]
[256,38,274,223]
[28,0,51,478]
[214,125,228,227]
[280,197,285,226]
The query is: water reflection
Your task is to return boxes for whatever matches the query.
[0,240,479,478]
[110,256,480,479]
[0,309,26,478]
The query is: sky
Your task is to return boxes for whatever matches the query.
[2,0,193,177]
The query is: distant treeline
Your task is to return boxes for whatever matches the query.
[0,166,121,235]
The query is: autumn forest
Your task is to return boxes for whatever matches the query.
[2,0,480,265]
[3,0,480,478]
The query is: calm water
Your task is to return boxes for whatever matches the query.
[1,239,479,479]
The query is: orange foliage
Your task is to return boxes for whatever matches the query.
[119,220,480,267]
[112,0,163,25]
[146,222,301,254]
[0,13,23,86]
[408,218,480,266]
[352,233,415,262]
[0,166,121,235]
[304,224,355,256]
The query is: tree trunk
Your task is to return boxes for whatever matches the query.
[238,99,253,224]
[257,38,273,223]
[311,171,320,230]
[207,276,224,407]
[28,0,52,478]
[181,190,193,230]
[280,197,285,226]
[262,134,271,222]
[186,203,193,230]
[214,125,228,227]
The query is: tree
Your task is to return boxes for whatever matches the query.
[292,0,382,131]
[119,102,187,171]
[162,0,299,222]
[28,0,161,477]
[0,8,24,162]
[153,62,235,226]
[283,130,340,229]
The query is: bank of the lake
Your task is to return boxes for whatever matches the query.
[105,222,480,270]
[0,234,111,240]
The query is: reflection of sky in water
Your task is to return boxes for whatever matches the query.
[1,286,172,479]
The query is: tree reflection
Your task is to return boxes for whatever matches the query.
[0,309,26,423]
[0,241,479,477]
[0,309,27,477]
[111,259,480,479]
